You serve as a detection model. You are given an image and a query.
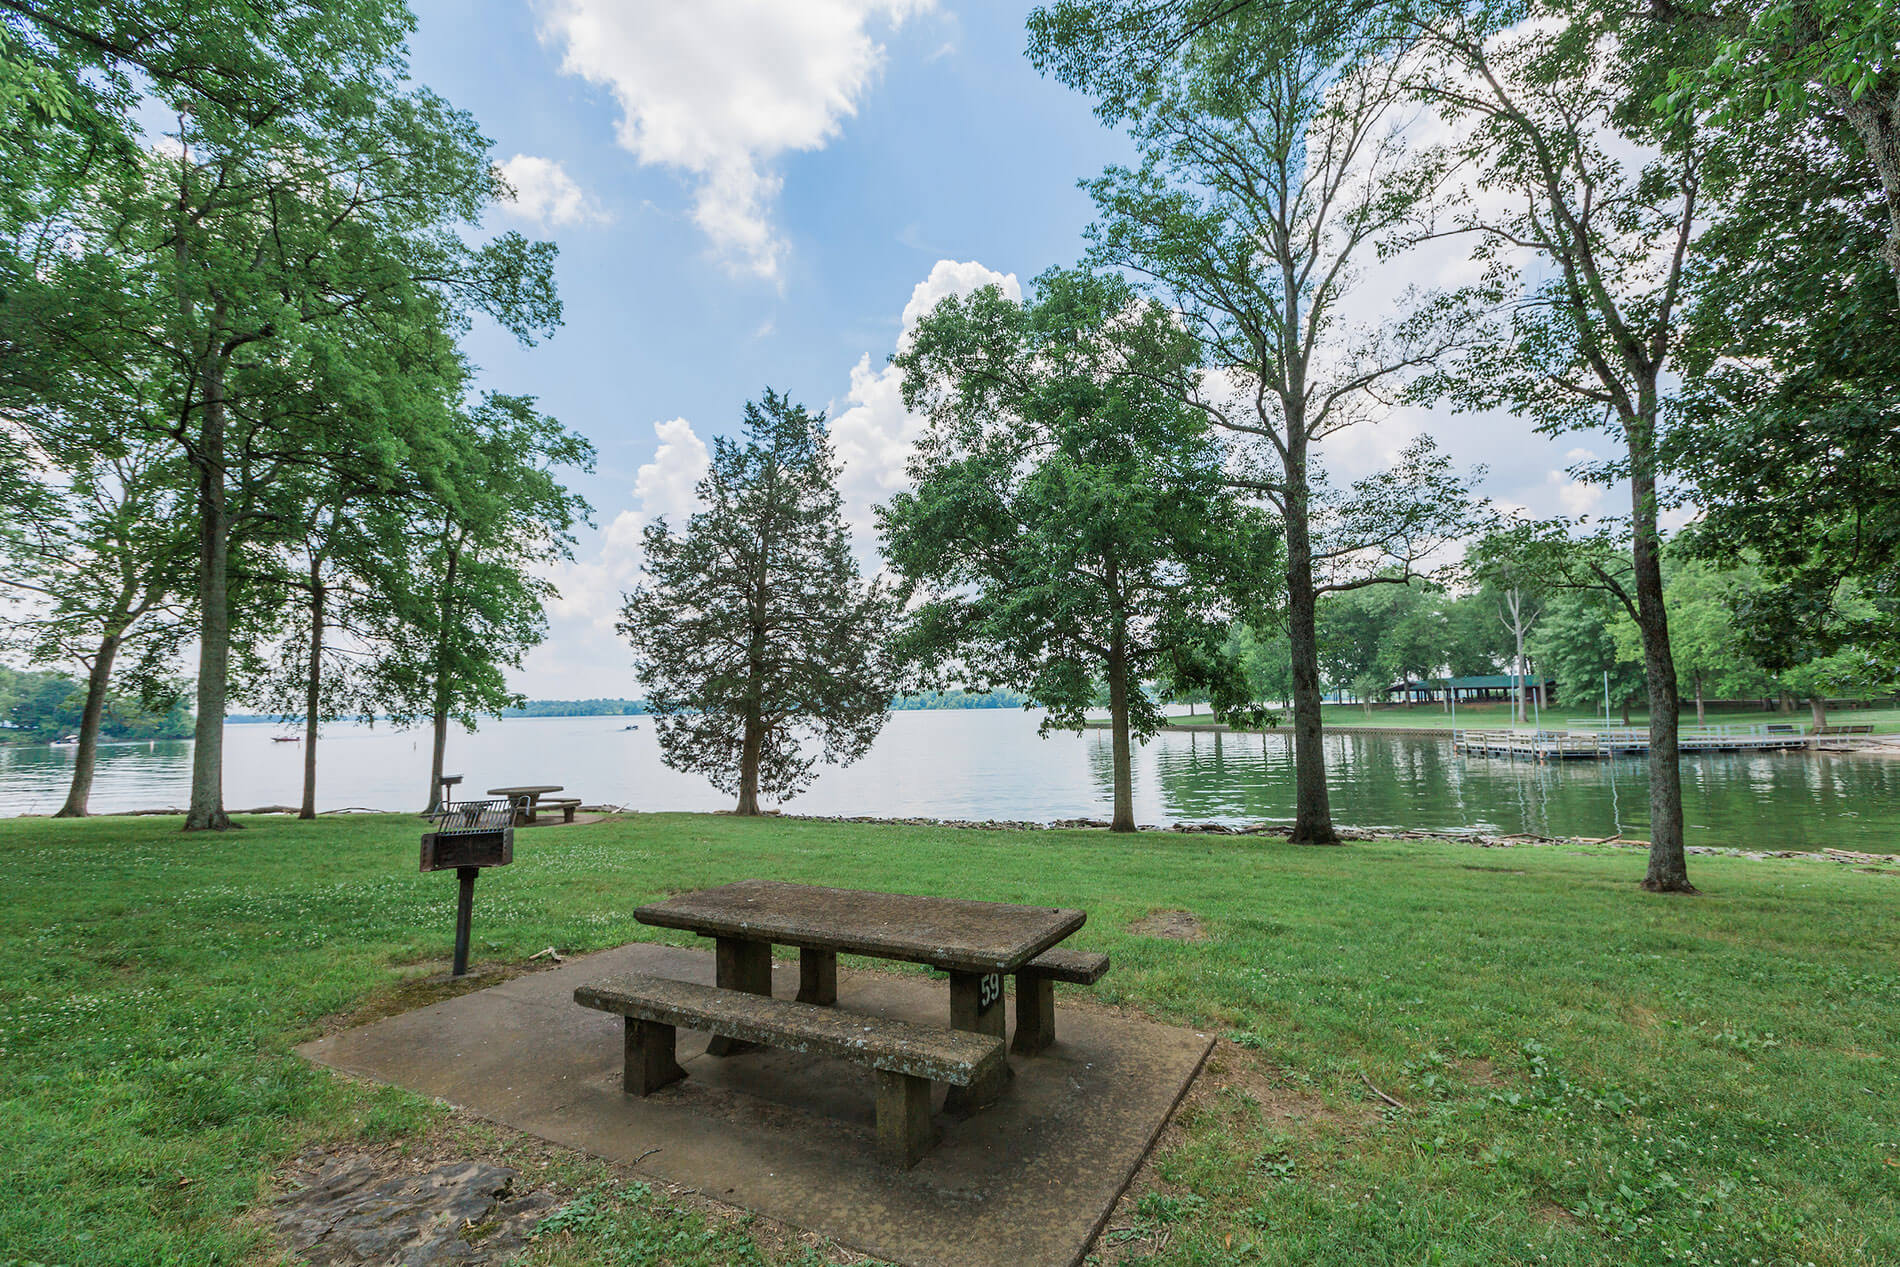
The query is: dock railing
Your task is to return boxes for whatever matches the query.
[1455,722,1814,760]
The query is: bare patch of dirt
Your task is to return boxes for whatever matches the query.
[1534,1201,1580,1226]
[1461,1057,1505,1088]
[314,955,568,1037]
[1193,1043,1379,1135]
[1129,909,1205,941]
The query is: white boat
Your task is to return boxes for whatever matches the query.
[49,735,79,747]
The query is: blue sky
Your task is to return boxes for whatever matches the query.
[405,1,1597,698]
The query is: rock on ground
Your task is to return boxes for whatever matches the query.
[271,1153,557,1266]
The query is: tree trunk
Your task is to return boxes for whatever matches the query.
[1822,83,1900,306]
[735,597,768,815]
[736,715,763,815]
[1105,598,1135,834]
[1284,489,1339,844]
[185,357,233,832]
[55,634,121,818]
[1778,689,1794,714]
[426,541,460,813]
[299,567,324,820]
[1628,416,1691,894]
[1694,674,1706,725]
[1810,696,1827,730]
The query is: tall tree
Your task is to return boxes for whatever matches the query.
[881,270,1280,832]
[1226,621,1294,710]
[0,442,192,814]
[4,0,561,829]
[1028,1,1480,843]
[1379,0,1712,891]
[242,475,382,819]
[370,394,592,812]
[1610,554,1770,725]
[1670,46,1900,674]
[621,391,897,817]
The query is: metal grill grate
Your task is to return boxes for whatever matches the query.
[429,797,521,836]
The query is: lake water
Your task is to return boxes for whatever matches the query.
[1,711,1895,851]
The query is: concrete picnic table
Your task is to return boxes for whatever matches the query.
[633,879,1085,1110]
[486,784,562,825]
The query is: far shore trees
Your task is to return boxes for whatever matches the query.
[621,391,899,817]
[881,270,1281,833]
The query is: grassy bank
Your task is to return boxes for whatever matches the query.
[1137,702,1900,733]
[2,812,1896,1264]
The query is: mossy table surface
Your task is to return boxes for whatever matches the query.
[634,878,1087,973]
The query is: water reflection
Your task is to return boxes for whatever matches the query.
[1135,728,1898,851]
[0,714,1895,853]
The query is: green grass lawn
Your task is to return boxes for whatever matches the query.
[2,812,1896,1265]
[1147,702,1900,733]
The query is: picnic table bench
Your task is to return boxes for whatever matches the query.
[486,784,563,825]
[541,797,583,823]
[575,880,1109,1165]
[575,975,1005,1167]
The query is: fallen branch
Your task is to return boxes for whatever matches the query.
[1360,1071,1408,1112]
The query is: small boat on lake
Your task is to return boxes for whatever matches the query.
[272,735,301,743]
[49,735,79,747]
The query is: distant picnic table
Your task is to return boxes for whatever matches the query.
[486,784,562,825]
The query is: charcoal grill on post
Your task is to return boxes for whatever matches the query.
[421,796,519,976]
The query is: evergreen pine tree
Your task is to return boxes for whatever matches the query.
[619,391,899,814]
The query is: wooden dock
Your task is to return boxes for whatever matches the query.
[1453,725,1813,761]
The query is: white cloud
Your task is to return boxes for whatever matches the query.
[494,154,609,228]
[1550,469,1606,518]
[524,419,711,698]
[633,416,713,527]
[538,0,932,279]
[545,417,710,629]
[897,258,1021,341]
[828,260,1020,551]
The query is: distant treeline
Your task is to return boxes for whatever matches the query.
[502,691,1032,717]
[0,666,192,743]
[501,699,648,717]
[890,689,1031,711]
[234,690,1033,724]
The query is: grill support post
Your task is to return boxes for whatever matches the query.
[452,866,479,976]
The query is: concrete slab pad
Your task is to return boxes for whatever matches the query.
[298,942,1212,1267]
